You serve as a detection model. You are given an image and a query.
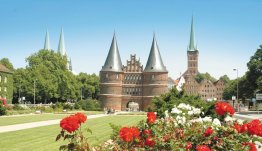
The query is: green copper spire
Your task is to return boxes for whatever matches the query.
[58,28,66,56]
[44,30,51,50]
[188,16,196,51]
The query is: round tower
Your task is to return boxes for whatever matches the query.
[142,35,168,110]
[99,34,123,111]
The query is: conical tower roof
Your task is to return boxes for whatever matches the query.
[58,28,66,56]
[188,16,196,51]
[144,34,167,72]
[101,33,123,72]
[44,30,51,50]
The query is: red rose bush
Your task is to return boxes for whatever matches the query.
[56,112,91,150]
[104,101,262,151]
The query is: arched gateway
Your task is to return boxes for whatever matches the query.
[99,34,168,111]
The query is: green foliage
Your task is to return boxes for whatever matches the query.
[219,75,230,84]
[0,58,14,70]
[77,72,100,100]
[12,49,100,104]
[223,46,262,100]
[195,72,217,83]
[152,88,214,118]
[245,46,262,97]
[0,101,6,116]
[13,104,25,110]
[0,72,13,104]
[75,99,102,111]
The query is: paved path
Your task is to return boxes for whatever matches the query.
[0,114,107,133]
[234,113,262,121]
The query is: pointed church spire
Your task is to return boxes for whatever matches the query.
[58,28,66,56]
[102,33,123,72]
[44,30,51,50]
[188,16,196,51]
[144,34,167,72]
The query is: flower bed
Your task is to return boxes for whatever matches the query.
[57,102,262,151]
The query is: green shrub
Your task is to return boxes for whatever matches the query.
[63,103,73,110]
[13,104,25,110]
[0,102,6,116]
[74,103,81,110]
[75,99,102,111]
[152,88,215,118]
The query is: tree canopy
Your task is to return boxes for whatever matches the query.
[13,49,99,104]
[223,46,262,100]
[0,58,14,70]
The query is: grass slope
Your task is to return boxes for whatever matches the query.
[0,111,103,126]
[0,115,145,151]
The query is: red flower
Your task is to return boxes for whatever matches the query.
[147,112,156,124]
[143,129,152,136]
[240,123,249,133]
[203,127,213,137]
[215,102,235,116]
[144,136,155,147]
[60,115,80,133]
[186,141,192,151]
[233,123,241,133]
[130,127,140,139]
[243,142,257,151]
[119,126,141,142]
[213,136,218,141]
[196,145,211,151]
[119,127,133,142]
[74,112,87,124]
[247,119,262,136]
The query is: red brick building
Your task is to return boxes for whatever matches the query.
[181,17,225,101]
[99,34,168,111]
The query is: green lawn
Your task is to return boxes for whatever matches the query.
[0,115,145,151]
[0,111,103,126]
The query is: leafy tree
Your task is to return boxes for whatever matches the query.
[223,46,262,100]
[13,49,81,103]
[245,46,262,97]
[195,72,217,83]
[77,73,100,100]
[0,58,14,70]
[219,75,230,84]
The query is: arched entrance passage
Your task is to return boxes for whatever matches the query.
[126,101,139,112]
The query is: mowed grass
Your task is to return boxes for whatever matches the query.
[0,115,145,151]
[0,111,103,126]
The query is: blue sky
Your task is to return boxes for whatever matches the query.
[0,0,261,79]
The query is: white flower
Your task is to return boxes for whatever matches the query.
[176,115,186,124]
[212,118,221,126]
[236,119,243,125]
[177,103,192,110]
[190,117,203,123]
[224,116,235,123]
[171,107,182,114]
[165,110,169,118]
[202,116,212,122]
[192,108,201,115]
[255,141,262,149]
[188,111,194,115]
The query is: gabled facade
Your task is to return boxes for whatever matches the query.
[99,34,168,111]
